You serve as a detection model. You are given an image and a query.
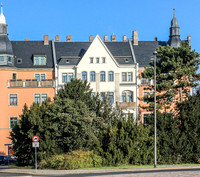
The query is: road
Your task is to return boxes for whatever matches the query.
[0,166,200,177]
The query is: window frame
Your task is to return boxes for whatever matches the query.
[108,92,114,103]
[100,71,106,82]
[90,71,96,82]
[82,71,87,81]
[9,94,18,106]
[9,117,18,129]
[108,71,114,81]
[122,72,127,81]
[33,55,47,65]
[90,57,94,63]
[62,73,67,83]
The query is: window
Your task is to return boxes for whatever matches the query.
[143,91,153,103]
[90,71,95,81]
[102,57,106,63]
[108,92,114,103]
[34,93,48,104]
[12,73,17,80]
[122,91,133,102]
[17,58,22,64]
[34,94,41,104]
[8,56,12,63]
[10,117,18,128]
[35,74,46,81]
[122,93,126,102]
[9,94,17,106]
[100,92,105,101]
[82,72,87,81]
[91,92,96,97]
[41,74,46,80]
[128,72,133,81]
[68,73,73,82]
[96,58,99,63]
[122,72,127,81]
[100,71,105,81]
[90,58,93,63]
[143,113,151,125]
[62,73,67,83]
[0,56,4,62]
[34,56,46,65]
[109,71,114,81]
[127,93,133,102]
[41,94,48,102]
[35,74,40,81]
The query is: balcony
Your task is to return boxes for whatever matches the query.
[120,102,136,108]
[8,79,55,88]
[140,78,152,86]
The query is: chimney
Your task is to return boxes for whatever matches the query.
[44,35,49,45]
[132,30,138,45]
[89,35,93,42]
[66,35,71,42]
[187,35,191,46]
[55,35,59,42]
[154,37,158,41]
[123,35,127,42]
[111,34,116,41]
[104,35,108,42]
[25,38,29,41]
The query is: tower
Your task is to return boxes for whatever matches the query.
[168,8,181,47]
[0,3,14,66]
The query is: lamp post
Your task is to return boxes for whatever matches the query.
[153,51,157,168]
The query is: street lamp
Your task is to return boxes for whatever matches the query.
[153,51,157,168]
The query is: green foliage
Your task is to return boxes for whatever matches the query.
[98,118,154,166]
[143,44,200,110]
[177,91,200,163]
[10,99,58,166]
[146,112,183,164]
[39,151,103,169]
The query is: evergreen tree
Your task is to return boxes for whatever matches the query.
[10,99,57,166]
[143,44,200,111]
[177,91,200,163]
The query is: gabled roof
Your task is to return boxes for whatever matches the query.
[12,41,54,68]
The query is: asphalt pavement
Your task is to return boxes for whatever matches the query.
[0,165,200,177]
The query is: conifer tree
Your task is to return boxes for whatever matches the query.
[143,44,200,111]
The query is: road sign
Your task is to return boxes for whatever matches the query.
[32,142,39,148]
[32,136,39,142]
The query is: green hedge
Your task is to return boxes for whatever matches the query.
[39,150,104,169]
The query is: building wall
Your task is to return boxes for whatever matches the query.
[0,69,55,155]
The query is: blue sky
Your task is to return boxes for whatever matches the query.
[2,0,200,54]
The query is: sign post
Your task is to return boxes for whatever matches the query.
[32,136,39,173]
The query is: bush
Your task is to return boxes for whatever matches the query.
[39,150,103,169]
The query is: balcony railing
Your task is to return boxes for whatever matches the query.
[8,79,55,88]
[140,78,152,86]
[120,102,136,108]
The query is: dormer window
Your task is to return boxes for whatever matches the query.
[34,55,46,65]
[125,58,129,63]
[8,56,12,63]
[17,58,22,64]
[0,56,4,62]
[66,59,69,63]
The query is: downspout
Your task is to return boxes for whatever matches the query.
[128,39,139,122]
[52,39,58,94]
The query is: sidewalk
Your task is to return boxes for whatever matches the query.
[0,165,200,175]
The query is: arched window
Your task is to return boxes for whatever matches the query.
[108,71,114,81]
[90,71,95,81]
[82,72,87,81]
[122,90,133,102]
[100,71,105,81]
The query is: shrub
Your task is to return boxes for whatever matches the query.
[39,150,103,169]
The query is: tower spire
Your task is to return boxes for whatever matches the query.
[173,8,175,18]
[1,3,3,14]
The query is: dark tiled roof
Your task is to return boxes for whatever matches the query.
[55,42,91,62]
[133,41,159,67]
[12,41,54,68]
